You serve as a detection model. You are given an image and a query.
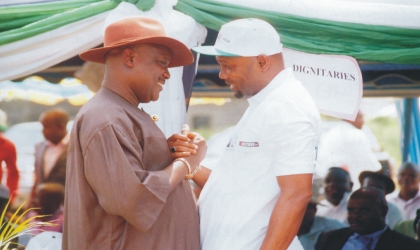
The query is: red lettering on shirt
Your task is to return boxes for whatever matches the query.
[239,141,259,147]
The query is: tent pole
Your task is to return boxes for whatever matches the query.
[402,98,413,162]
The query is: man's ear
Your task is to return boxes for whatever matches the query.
[256,55,270,72]
[121,48,136,67]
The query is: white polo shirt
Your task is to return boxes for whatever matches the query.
[387,190,420,220]
[198,68,321,250]
[316,191,351,225]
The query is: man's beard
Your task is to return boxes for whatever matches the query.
[234,91,243,99]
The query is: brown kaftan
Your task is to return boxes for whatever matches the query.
[63,87,200,249]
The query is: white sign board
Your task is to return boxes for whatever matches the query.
[283,48,362,121]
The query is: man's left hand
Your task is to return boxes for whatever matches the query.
[167,124,198,160]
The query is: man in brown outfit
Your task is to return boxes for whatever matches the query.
[30,109,69,207]
[63,17,206,249]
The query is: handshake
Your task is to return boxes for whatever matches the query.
[167,124,207,180]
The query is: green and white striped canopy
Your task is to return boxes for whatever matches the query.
[0,0,419,81]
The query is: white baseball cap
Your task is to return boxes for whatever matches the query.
[26,232,62,250]
[192,18,282,57]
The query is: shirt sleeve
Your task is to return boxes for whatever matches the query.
[84,124,172,232]
[264,99,320,176]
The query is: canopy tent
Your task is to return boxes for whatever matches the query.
[396,98,420,166]
[0,76,93,105]
[0,0,419,81]
[1,0,419,162]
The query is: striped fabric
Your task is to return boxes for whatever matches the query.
[0,0,419,81]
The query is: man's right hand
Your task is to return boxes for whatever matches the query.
[165,125,208,192]
[185,132,207,168]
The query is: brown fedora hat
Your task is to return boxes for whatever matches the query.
[79,17,193,68]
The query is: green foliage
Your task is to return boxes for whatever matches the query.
[194,127,216,140]
[366,116,401,168]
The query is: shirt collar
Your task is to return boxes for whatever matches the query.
[351,226,388,241]
[396,189,420,203]
[247,68,292,106]
[339,191,351,207]
[102,84,139,107]
[346,226,387,250]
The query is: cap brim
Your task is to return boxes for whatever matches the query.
[192,46,239,57]
[80,37,193,68]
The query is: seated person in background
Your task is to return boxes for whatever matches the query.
[0,184,20,249]
[298,192,344,250]
[394,208,420,239]
[28,182,64,234]
[316,167,353,225]
[387,162,420,220]
[359,171,403,228]
[415,209,420,241]
[393,219,417,239]
[315,187,420,250]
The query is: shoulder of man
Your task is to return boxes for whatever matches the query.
[0,137,17,154]
[376,228,420,249]
[315,227,352,250]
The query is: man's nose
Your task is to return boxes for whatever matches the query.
[219,68,227,80]
[163,69,170,79]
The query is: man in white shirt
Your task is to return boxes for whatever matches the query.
[387,162,420,220]
[191,18,321,250]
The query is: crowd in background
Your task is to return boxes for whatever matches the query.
[297,111,420,250]
[0,109,66,249]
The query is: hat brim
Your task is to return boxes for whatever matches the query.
[359,171,395,194]
[192,46,239,57]
[80,36,193,68]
